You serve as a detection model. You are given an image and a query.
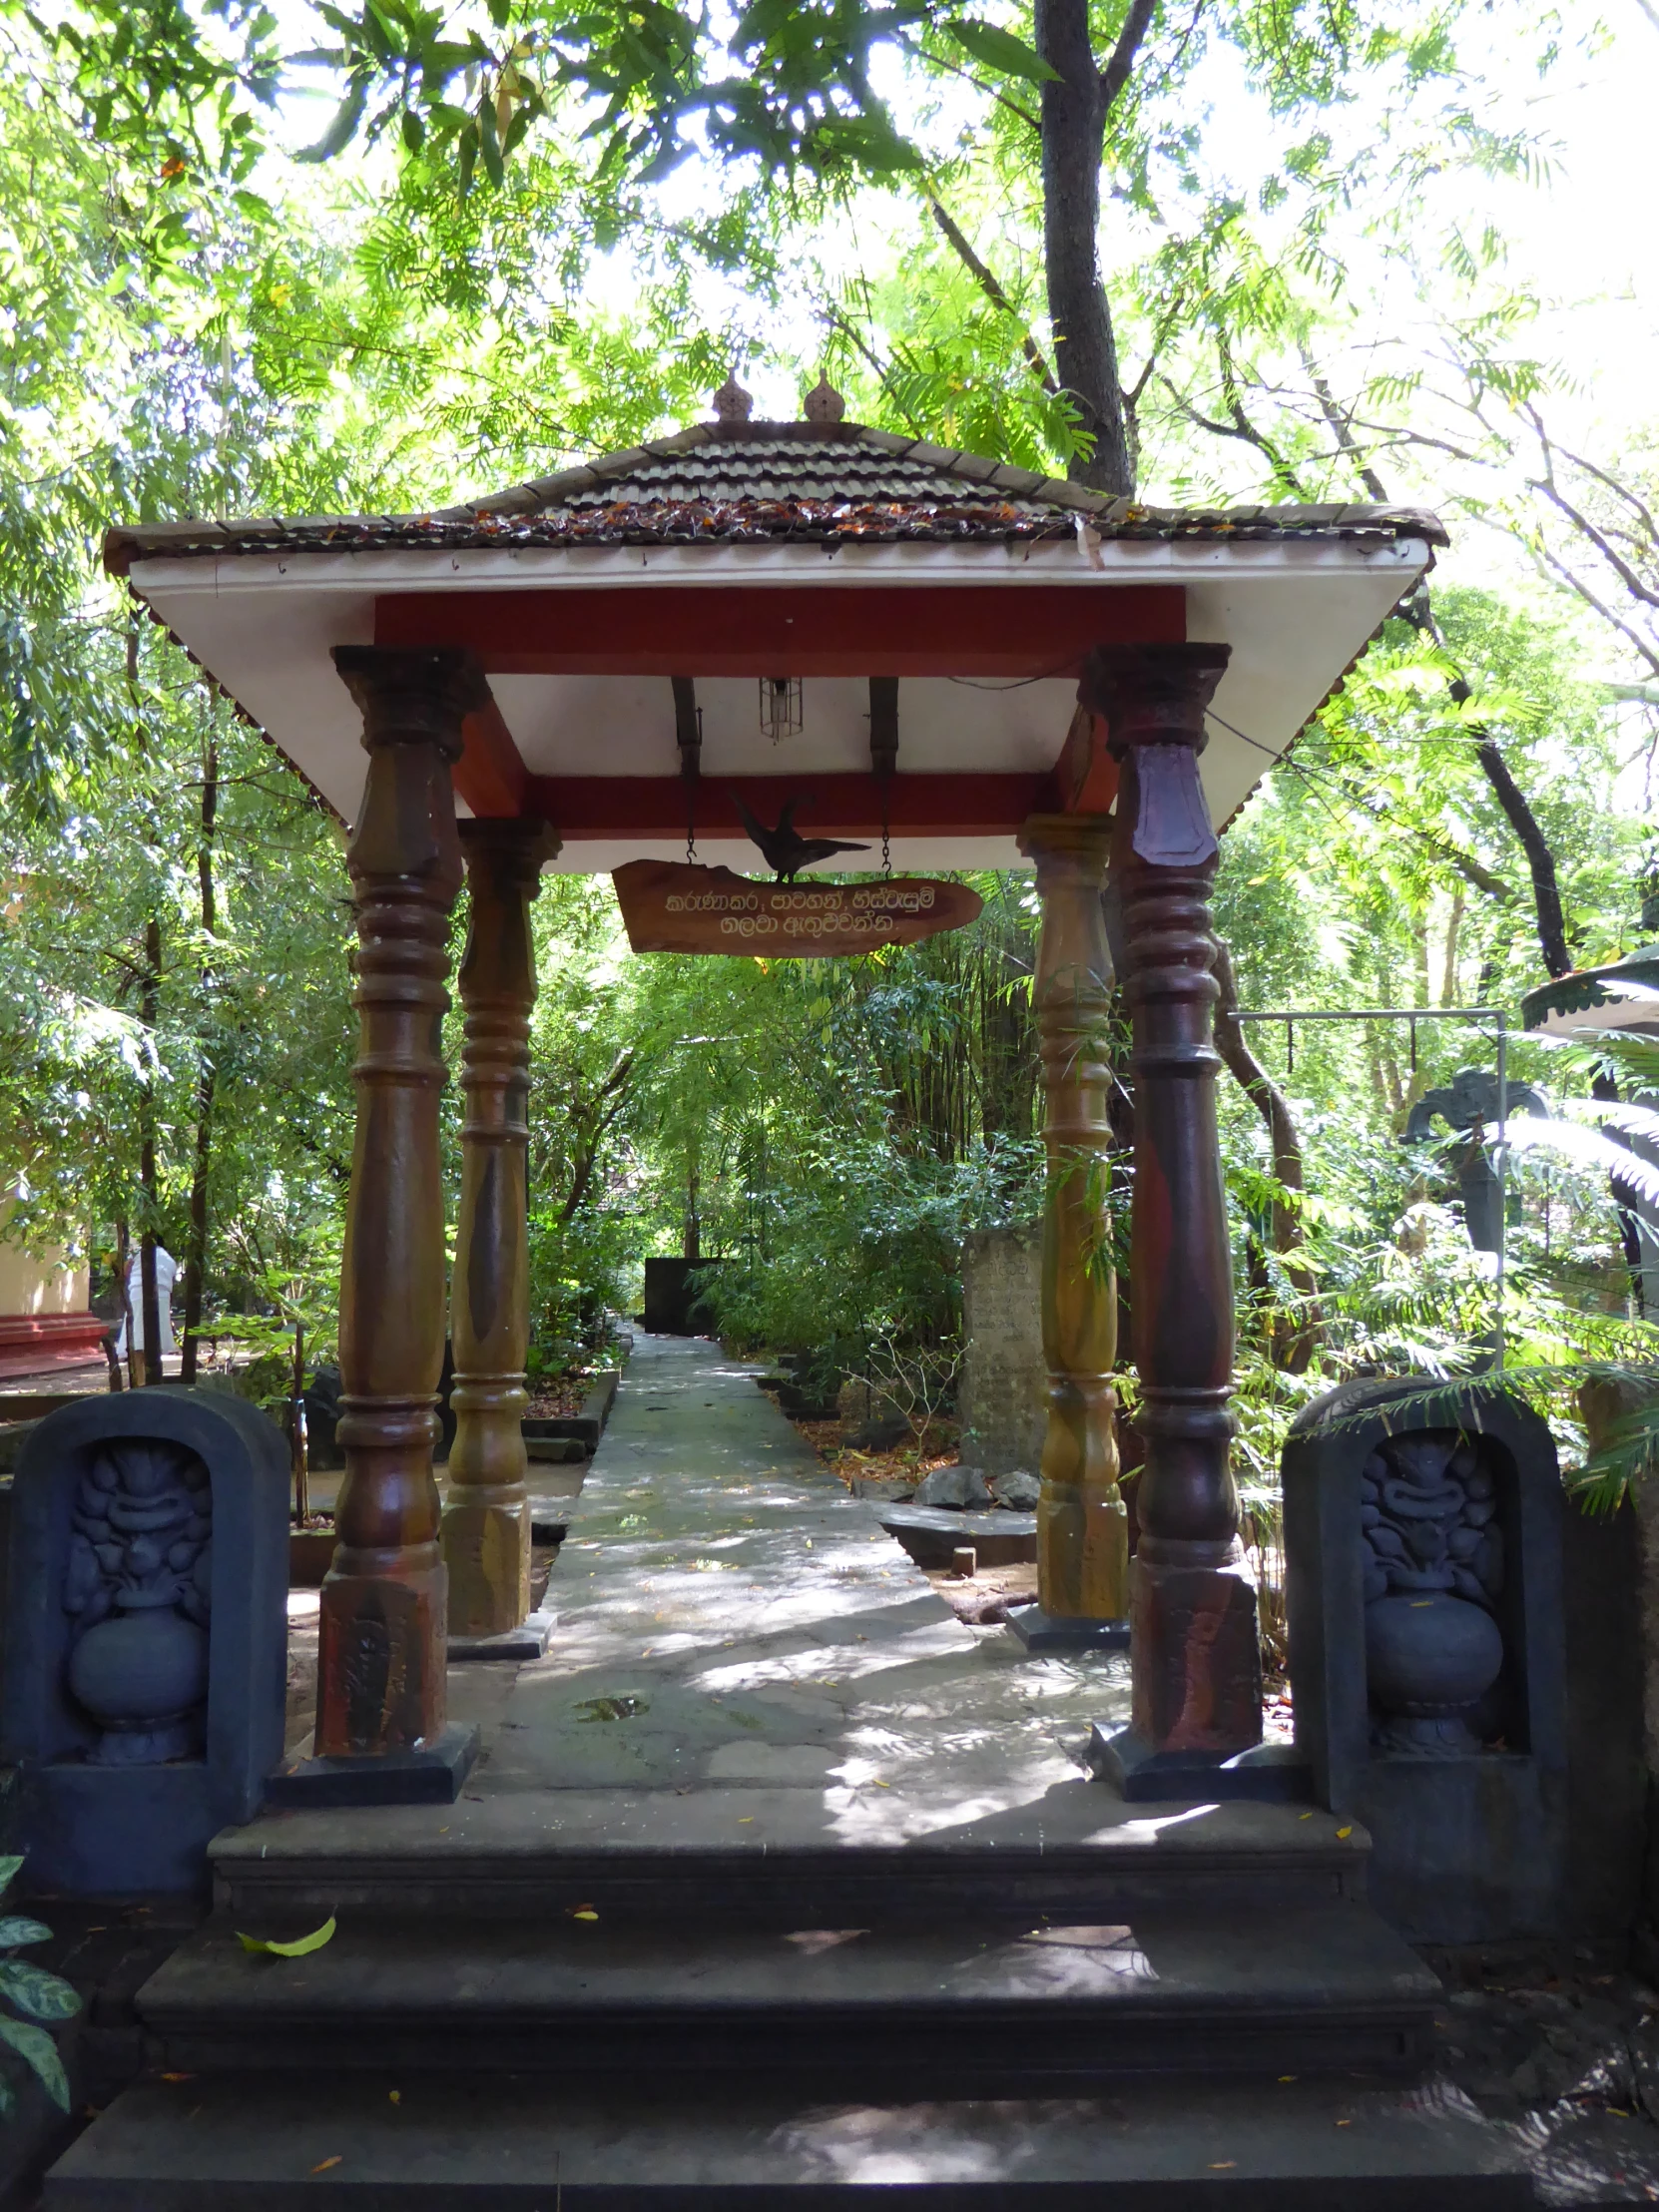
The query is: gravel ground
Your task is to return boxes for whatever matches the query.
[1424,1941,1659,2203]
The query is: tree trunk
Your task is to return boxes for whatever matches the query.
[112,1219,131,1390]
[181,740,219,1385]
[684,1161,701,1263]
[1035,0,1133,495]
[139,916,163,1386]
[1211,941,1322,1373]
[1469,727,1571,979]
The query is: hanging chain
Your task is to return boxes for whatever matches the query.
[880,778,891,878]
[685,705,702,864]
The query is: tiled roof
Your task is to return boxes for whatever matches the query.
[104,420,1448,570]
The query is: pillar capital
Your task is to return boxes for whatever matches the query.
[1082,644,1232,877]
[331,645,489,758]
[456,819,559,1002]
[1079,642,1231,754]
[1016,812,1113,889]
[458,814,562,869]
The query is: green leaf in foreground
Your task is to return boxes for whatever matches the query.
[943,19,1058,84]
[237,1917,337,1957]
[0,1962,81,2023]
[0,2015,70,2109]
[0,1919,53,1948]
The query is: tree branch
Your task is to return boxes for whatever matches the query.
[1301,345,1390,500]
[1528,466,1659,613]
[1161,366,1311,499]
[822,303,925,434]
[1212,938,1321,1373]
[1392,589,1573,977]
[1099,0,1158,113]
[902,34,1038,128]
[925,194,1058,394]
[1536,422,1659,553]
[1533,545,1659,679]
[1470,733,1571,976]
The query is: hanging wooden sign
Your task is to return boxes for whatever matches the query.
[612,859,983,958]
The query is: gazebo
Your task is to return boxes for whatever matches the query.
[105,377,1443,1803]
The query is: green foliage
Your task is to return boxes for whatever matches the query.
[0,0,1646,1603]
[0,1858,77,2118]
[703,1129,1040,1391]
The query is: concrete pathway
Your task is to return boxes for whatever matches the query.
[478,1329,1130,1821]
[237,1332,1198,1882]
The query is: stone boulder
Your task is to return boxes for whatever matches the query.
[990,1469,1041,1510]
[913,1463,991,1510]
[845,1413,911,1452]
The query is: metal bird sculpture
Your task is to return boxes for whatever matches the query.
[732,793,868,882]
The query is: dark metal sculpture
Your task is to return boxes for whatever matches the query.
[1403,1066,1547,1253]
[732,793,868,881]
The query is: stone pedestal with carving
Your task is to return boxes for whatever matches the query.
[2,1388,288,1895]
[1282,1379,1567,1940]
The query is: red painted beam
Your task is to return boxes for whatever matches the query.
[528,772,1058,841]
[1053,706,1120,815]
[376,584,1185,679]
[456,694,530,818]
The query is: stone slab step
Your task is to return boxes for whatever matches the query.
[211,1787,1372,1925]
[44,2073,1534,2208]
[135,1902,1436,2083]
[876,1504,1036,1568]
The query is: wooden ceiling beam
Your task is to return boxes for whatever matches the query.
[456,692,530,818]
[375,584,1186,679]
[527,771,1058,841]
[1053,705,1120,814]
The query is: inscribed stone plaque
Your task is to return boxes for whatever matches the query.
[959,1224,1045,1477]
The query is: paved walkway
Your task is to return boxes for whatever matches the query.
[241,1332,1163,1876]
[480,1329,1130,1819]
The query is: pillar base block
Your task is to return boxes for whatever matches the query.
[267,1723,481,1809]
[447,1609,555,1663]
[1128,1553,1264,1751]
[1005,1605,1130,1653]
[440,1494,532,1642]
[1088,1725,1313,1804]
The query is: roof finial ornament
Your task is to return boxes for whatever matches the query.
[712,370,754,424]
[803,374,845,425]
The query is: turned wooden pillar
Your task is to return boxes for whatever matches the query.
[1087,641,1264,1774]
[442,818,558,1638]
[1015,816,1127,1633]
[315,645,483,1759]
